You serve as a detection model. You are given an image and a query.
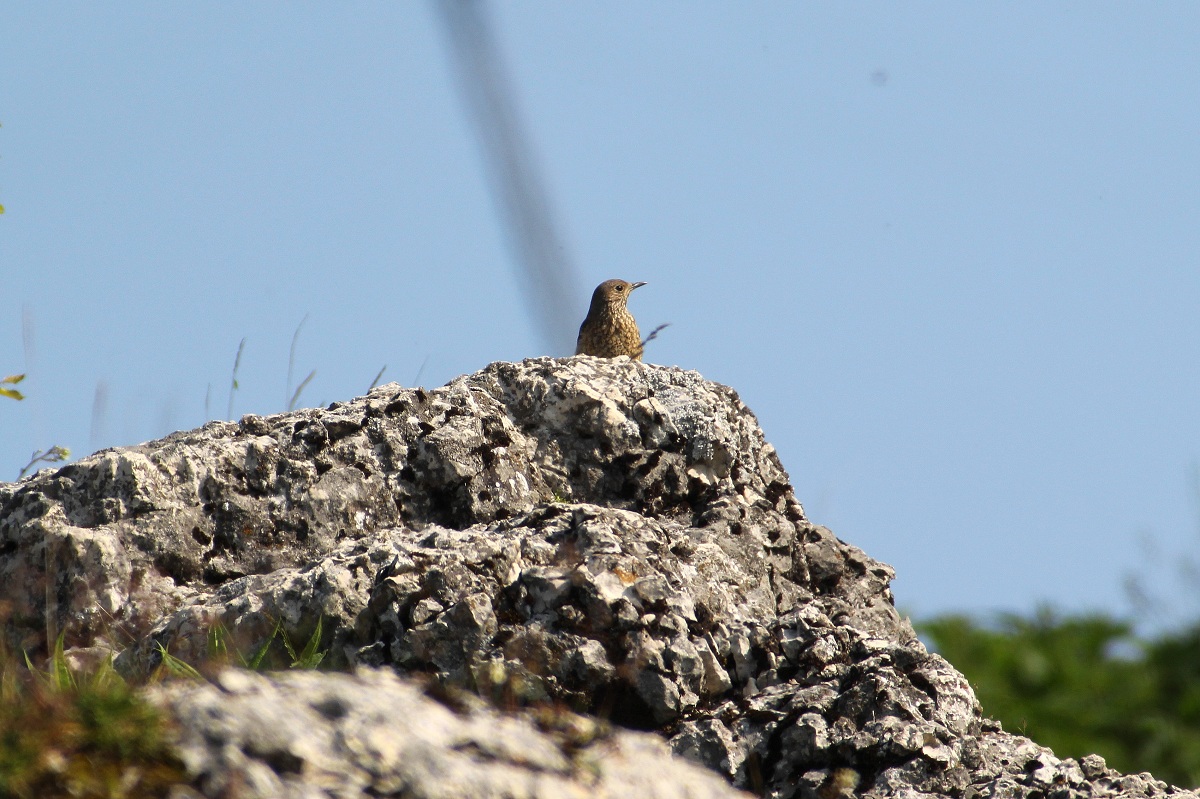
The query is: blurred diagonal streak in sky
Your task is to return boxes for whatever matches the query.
[434,0,583,355]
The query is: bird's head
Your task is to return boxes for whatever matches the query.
[591,279,646,309]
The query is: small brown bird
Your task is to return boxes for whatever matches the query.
[575,279,647,359]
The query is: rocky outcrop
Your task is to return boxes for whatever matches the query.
[0,357,1192,798]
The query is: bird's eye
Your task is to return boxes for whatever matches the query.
[615,285,624,291]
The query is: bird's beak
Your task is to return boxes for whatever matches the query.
[631,281,647,290]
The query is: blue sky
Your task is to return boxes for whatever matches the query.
[4,4,1200,627]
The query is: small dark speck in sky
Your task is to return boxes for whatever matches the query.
[871,68,889,86]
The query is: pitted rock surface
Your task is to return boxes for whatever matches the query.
[0,357,1193,799]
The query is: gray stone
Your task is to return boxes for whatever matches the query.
[1,357,1194,799]
[153,667,747,799]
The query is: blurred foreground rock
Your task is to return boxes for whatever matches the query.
[1,357,1193,798]
[154,667,746,799]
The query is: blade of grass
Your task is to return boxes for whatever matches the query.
[245,619,282,670]
[288,370,316,412]
[207,622,230,663]
[152,643,205,682]
[22,633,75,692]
[368,365,387,392]
[292,617,326,670]
[227,337,246,420]
[286,314,309,409]
[49,633,75,692]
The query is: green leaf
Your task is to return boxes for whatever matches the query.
[152,643,205,682]
[245,619,281,670]
[49,633,75,692]
[22,633,76,692]
[292,617,326,670]
[207,622,230,662]
[276,618,327,669]
[83,653,125,693]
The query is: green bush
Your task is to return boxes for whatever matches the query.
[920,608,1200,788]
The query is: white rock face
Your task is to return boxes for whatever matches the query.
[0,357,1188,798]
[156,667,749,799]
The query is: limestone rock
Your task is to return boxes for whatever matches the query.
[153,667,749,799]
[0,357,1193,799]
